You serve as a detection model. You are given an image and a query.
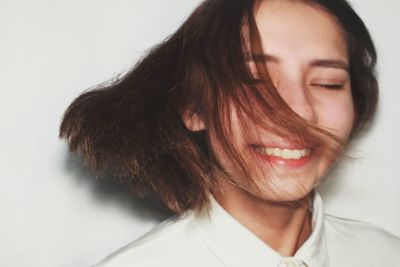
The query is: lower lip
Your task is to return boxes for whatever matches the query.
[253,149,314,168]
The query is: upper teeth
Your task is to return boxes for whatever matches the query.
[256,147,311,159]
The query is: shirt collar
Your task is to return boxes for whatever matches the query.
[189,192,328,267]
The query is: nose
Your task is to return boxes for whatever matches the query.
[277,80,317,122]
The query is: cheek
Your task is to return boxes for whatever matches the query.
[317,96,355,138]
[207,124,246,174]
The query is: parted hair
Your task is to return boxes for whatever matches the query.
[60,0,377,214]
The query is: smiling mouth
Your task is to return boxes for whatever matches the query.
[251,144,316,168]
[254,147,312,160]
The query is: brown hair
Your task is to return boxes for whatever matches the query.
[60,0,377,214]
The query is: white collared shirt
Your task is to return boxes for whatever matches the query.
[95,193,400,267]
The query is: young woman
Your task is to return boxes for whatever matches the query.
[60,0,400,266]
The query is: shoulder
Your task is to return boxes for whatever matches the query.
[324,213,400,245]
[93,213,217,267]
[324,213,400,265]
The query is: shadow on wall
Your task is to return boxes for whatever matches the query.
[64,152,173,222]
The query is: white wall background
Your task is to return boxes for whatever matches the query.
[0,0,399,266]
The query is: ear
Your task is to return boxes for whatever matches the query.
[181,109,206,132]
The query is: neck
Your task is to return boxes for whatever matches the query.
[214,181,313,256]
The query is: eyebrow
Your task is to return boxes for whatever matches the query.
[246,53,349,72]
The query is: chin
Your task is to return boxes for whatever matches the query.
[248,174,319,203]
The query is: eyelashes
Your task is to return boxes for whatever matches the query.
[244,80,345,90]
[244,74,347,91]
[243,78,264,87]
[310,83,345,90]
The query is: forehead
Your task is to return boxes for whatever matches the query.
[253,0,348,62]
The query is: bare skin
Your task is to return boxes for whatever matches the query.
[183,0,353,256]
[216,179,312,256]
[213,1,351,256]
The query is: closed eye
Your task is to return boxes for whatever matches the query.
[244,78,263,86]
[311,83,344,90]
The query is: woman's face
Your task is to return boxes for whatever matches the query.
[185,0,354,202]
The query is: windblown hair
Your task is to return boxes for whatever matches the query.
[60,0,377,214]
